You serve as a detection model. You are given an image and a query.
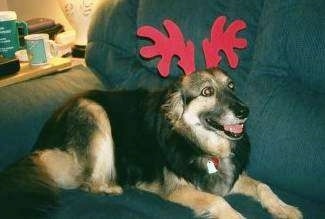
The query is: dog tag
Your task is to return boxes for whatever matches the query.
[207,160,218,174]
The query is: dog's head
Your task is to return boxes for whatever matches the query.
[163,68,249,156]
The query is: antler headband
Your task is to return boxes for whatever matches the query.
[137,16,247,77]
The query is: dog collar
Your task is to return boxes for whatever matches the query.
[207,157,220,174]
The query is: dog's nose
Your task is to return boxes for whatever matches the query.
[232,104,249,119]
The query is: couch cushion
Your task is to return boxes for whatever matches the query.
[52,186,325,219]
[87,0,263,92]
[0,65,104,170]
[272,186,325,219]
[137,0,264,90]
[245,73,325,202]
[52,188,271,219]
[87,0,175,91]
[52,189,195,219]
[252,0,325,92]
[245,0,325,202]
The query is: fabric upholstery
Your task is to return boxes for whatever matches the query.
[136,0,263,76]
[0,0,324,218]
[251,0,325,92]
[86,0,175,91]
[0,65,104,170]
[87,0,264,92]
[245,0,325,203]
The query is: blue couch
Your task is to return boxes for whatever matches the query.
[0,0,324,218]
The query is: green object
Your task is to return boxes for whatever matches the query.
[0,11,28,58]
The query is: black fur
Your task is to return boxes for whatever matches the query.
[36,88,250,190]
[0,77,250,217]
[0,157,58,219]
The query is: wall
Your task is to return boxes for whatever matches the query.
[5,0,72,30]
[0,0,8,10]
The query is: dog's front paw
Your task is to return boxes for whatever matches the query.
[206,198,246,219]
[218,211,245,219]
[210,210,245,219]
[265,200,302,219]
[257,184,302,219]
[272,203,303,219]
[81,182,123,195]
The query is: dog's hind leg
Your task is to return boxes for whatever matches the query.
[33,149,83,189]
[78,99,122,195]
[81,131,122,195]
[231,174,302,219]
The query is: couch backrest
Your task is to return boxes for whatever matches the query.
[86,0,264,92]
[245,0,325,202]
[86,0,325,202]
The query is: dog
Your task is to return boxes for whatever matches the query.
[0,68,302,219]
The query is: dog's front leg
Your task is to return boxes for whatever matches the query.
[231,174,302,219]
[164,185,245,219]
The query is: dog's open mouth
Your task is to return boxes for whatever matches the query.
[205,118,245,139]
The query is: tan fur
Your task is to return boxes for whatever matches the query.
[210,68,230,84]
[137,169,244,219]
[162,91,184,123]
[136,181,163,194]
[78,98,117,181]
[231,174,302,219]
[31,68,302,218]
[162,73,233,158]
[33,149,82,189]
[182,97,232,157]
[34,99,122,195]
[162,168,194,195]
[137,170,302,219]
[137,69,302,218]
[165,186,244,219]
[78,99,122,194]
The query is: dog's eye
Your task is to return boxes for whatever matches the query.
[227,81,235,90]
[201,86,214,97]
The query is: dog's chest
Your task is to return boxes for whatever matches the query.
[195,156,236,196]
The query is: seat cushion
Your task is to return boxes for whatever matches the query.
[52,189,195,219]
[52,188,269,219]
[0,65,104,170]
[50,186,325,219]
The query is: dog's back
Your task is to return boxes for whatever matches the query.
[34,89,167,186]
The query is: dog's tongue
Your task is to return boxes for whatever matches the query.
[223,124,244,134]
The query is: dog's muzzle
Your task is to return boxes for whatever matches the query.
[204,104,249,140]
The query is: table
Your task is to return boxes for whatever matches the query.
[0,57,76,88]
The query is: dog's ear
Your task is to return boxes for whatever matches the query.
[161,90,184,122]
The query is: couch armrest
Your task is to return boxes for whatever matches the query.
[0,65,104,170]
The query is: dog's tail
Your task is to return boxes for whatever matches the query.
[0,155,59,219]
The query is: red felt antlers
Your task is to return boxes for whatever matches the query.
[137,19,195,77]
[202,16,247,69]
[137,16,248,77]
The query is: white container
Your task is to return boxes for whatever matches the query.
[57,0,100,46]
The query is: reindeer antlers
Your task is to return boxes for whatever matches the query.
[137,16,247,77]
[202,16,247,69]
[137,19,195,77]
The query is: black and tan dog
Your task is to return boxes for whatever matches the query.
[0,68,302,218]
